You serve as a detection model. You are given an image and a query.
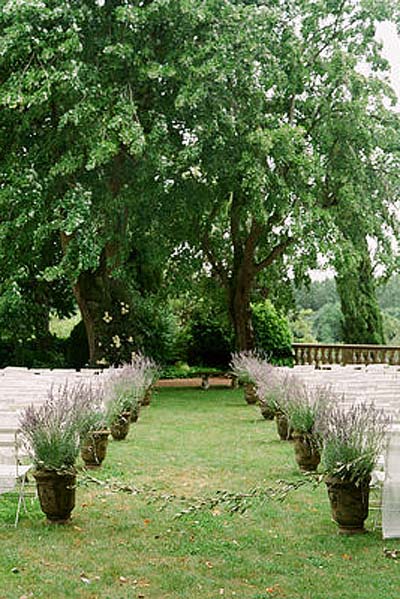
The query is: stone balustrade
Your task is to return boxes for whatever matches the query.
[292,343,400,367]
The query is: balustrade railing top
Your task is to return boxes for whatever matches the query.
[292,343,400,367]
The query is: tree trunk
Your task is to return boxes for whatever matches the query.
[59,148,135,366]
[204,196,289,353]
[228,266,255,351]
[71,250,134,366]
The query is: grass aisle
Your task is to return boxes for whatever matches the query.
[0,387,398,599]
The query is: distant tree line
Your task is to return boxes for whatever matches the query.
[292,276,400,346]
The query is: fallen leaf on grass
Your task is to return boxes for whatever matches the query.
[266,584,285,596]
[341,554,352,561]
[133,578,151,588]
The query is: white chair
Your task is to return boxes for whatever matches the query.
[0,428,33,527]
[382,428,400,538]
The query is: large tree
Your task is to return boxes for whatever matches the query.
[0,0,171,364]
[160,0,400,349]
[1,0,399,362]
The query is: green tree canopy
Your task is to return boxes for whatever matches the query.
[1,0,399,362]
[160,0,400,349]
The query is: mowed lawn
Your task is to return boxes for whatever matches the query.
[0,387,398,599]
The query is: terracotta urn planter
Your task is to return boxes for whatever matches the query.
[33,469,76,524]
[275,411,293,440]
[292,433,321,472]
[110,412,131,440]
[244,382,258,405]
[325,476,371,534]
[81,431,110,468]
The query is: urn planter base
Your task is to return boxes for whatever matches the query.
[130,404,141,423]
[81,431,110,468]
[325,476,371,535]
[141,388,152,406]
[275,412,293,440]
[110,412,131,440]
[33,469,76,524]
[293,434,321,472]
[260,403,275,420]
[244,383,258,405]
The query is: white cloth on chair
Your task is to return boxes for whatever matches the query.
[382,428,400,539]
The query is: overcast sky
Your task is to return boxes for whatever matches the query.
[377,21,400,106]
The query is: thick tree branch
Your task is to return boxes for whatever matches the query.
[201,236,229,286]
[254,236,293,274]
[244,219,263,261]
[230,192,244,261]
[200,200,229,285]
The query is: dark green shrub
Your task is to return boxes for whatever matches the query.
[127,296,181,364]
[0,339,14,368]
[186,310,234,368]
[251,300,293,365]
[65,321,90,369]
[12,336,67,369]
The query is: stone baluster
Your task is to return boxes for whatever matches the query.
[292,343,400,367]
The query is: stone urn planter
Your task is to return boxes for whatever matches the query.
[110,412,131,440]
[141,387,152,406]
[275,411,293,440]
[244,382,258,405]
[325,476,371,535]
[293,433,321,472]
[81,431,110,468]
[130,402,141,423]
[260,402,275,420]
[33,469,76,524]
